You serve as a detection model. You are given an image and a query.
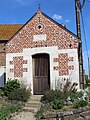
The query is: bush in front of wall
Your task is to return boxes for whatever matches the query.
[41,89,66,103]
[3,79,20,97]
[52,99,64,110]
[0,89,4,97]
[70,91,83,102]
[41,79,78,103]
[79,100,88,107]
[35,108,45,120]
[0,106,9,120]
[7,103,22,113]
[74,100,88,109]
[9,87,31,102]
[0,103,22,120]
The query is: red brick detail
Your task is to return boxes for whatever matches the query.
[9,61,13,65]
[53,66,59,71]
[53,53,69,76]
[69,66,74,70]
[23,60,27,64]
[58,53,69,76]
[10,68,14,72]
[14,56,23,77]
[6,11,79,53]
[68,57,73,61]
[23,68,28,72]
[53,58,59,62]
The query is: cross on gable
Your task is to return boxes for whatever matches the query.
[38,4,41,10]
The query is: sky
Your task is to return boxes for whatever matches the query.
[0,0,90,75]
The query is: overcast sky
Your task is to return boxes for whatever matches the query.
[0,0,90,74]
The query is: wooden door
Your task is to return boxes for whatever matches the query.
[33,54,50,95]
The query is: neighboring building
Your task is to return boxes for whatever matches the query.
[4,10,80,95]
[0,24,23,87]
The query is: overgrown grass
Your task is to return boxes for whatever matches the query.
[73,100,88,109]
[0,78,31,120]
[35,108,45,120]
[9,87,31,102]
[38,90,90,119]
[41,89,67,103]
[0,101,22,120]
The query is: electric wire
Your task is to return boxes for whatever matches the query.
[80,8,90,77]
[80,10,89,59]
[80,0,86,9]
[86,0,90,3]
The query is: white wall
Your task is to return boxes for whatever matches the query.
[6,46,79,94]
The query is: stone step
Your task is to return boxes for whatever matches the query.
[25,101,41,107]
[80,111,90,117]
[30,95,43,101]
[23,95,42,113]
[75,117,85,120]
[84,115,90,120]
[23,107,39,113]
[27,100,41,104]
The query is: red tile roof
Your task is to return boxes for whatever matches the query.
[0,24,23,40]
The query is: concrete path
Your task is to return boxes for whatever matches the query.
[11,96,42,120]
[11,112,36,120]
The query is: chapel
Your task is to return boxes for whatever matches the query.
[0,10,81,94]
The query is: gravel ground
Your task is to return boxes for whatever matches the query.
[10,112,36,120]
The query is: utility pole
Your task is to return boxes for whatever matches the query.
[75,0,84,89]
[88,58,90,79]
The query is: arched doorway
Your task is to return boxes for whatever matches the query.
[32,53,50,95]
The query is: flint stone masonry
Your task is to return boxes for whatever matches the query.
[41,107,90,120]
[6,10,79,53]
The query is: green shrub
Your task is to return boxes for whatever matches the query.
[74,100,88,109]
[0,103,22,120]
[0,106,9,120]
[77,91,83,98]
[9,87,31,102]
[0,89,4,97]
[41,89,67,103]
[70,91,83,102]
[41,80,78,103]
[35,108,44,120]
[79,100,88,107]
[88,102,90,106]
[84,83,90,88]
[73,102,80,109]
[3,79,20,97]
[52,99,64,110]
[7,103,22,113]
[87,92,90,100]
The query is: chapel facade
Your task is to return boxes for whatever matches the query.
[5,10,80,95]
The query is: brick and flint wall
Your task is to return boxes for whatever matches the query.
[6,10,80,93]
